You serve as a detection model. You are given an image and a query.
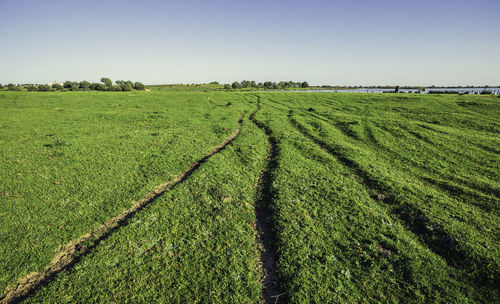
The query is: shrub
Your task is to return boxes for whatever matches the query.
[52,83,63,90]
[428,90,459,94]
[209,81,219,85]
[133,82,145,90]
[264,81,273,89]
[231,82,241,89]
[0,84,3,89]
[7,83,18,91]
[116,81,132,91]
[79,81,90,90]
[223,84,231,90]
[100,77,112,88]
[38,84,50,91]
[122,83,132,91]
[63,81,78,90]
[241,80,250,88]
[26,85,37,91]
[110,85,123,91]
[93,83,107,91]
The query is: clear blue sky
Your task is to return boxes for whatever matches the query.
[1,0,499,86]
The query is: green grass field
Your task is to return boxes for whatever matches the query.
[0,90,498,303]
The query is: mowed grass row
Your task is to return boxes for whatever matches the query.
[0,91,249,292]
[24,111,269,303]
[252,93,499,303]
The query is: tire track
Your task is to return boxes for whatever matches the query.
[287,111,499,293]
[249,101,285,304]
[0,115,244,304]
[300,111,498,214]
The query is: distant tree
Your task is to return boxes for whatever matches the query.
[301,81,309,88]
[133,82,145,90]
[38,84,50,91]
[7,83,17,91]
[110,85,123,91]
[263,81,273,89]
[26,85,37,91]
[241,80,250,88]
[257,82,263,88]
[52,83,64,90]
[209,81,219,85]
[63,81,78,90]
[114,80,132,91]
[93,83,107,91]
[278,81,286,89]
[223,84,231,90]
[121,82,133,91]
[79,81,91,90]
[100,77,112,88]
[250,81,257,88]
[231,81,241,89]
[0,84,3,89]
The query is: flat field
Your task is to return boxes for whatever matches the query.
[0,90,498,303]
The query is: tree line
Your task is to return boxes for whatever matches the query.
[0,78,145,92]
[224,80,309,90]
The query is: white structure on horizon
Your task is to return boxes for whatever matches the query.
[47,81,64,87]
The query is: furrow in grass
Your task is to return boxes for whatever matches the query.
[362,122,499,214]
[0,114,244,304]
[300,106,499,216]
[253,100,475,302]
[287,111,499,292]
[249,101,284,304]
[374,122,499,200]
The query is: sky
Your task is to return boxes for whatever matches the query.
[0,0,499,86]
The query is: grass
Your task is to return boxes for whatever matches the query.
[252,92,499,302]
[24,111,268,303]
[0,90,246,293]
[0,90,498,303]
